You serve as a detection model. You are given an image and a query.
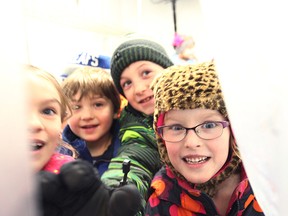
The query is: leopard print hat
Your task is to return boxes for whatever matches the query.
[152,61,241,197]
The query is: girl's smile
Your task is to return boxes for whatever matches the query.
[164,108,230,184]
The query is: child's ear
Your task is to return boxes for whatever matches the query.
[113,112,119,119]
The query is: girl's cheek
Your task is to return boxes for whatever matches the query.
[166,144,178,155]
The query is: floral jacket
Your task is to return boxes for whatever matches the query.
[145,165,265,216]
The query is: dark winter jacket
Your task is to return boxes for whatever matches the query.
[101,104,163,210]
[61,120,121,176]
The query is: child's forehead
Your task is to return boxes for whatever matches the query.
[27,76,61,104]
[121,60,164,78]
[71,91,106,101]
[129,60,163,68]
[165,109,224,119]
[27,74,55,90]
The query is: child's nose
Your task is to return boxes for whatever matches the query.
[183,130,201,148]
[134,83,147,95]
[28,113,43,132]
[81,107,95,120]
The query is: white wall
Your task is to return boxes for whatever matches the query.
[24,0,209,77]
[0,1,38,215]
[200,1,288,215]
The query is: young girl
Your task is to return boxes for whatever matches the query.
[26,65,75,173]
[26,65,141,216]
[60,66,121,176]
[101,38,174,209]
[145,62,265,215]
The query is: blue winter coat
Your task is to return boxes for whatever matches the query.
[60,119,121,176]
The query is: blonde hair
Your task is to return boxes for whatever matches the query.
[24,64,78,157]
[24,65,72,122]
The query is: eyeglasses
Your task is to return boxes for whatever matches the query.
[157,121,229,143]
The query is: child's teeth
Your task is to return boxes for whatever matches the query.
[185,157,207,164]
[31,142,44,151]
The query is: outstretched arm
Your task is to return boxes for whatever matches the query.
[38,159,141,216]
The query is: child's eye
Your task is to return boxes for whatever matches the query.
[71,105,80,110]
[202,122,218,129]
[142,70,151,77]
[171,125,185,131]
[94,103,103,108]
[169,125,185,131]
[122,80,131,89]
[42,108,56,115]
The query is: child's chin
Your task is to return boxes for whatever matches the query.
[185,176,211,184]
[142,108,154,116]
[32,161,44,172]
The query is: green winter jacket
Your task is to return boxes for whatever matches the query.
[101,105,162,211]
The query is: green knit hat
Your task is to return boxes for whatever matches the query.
[110,39,173,96]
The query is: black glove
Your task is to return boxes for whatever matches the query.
[38,160,110,216]
[38,159,142,216]
[109,184,143,216]
[108,159,143,216]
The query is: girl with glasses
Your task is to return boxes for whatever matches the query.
[145,62,265,215]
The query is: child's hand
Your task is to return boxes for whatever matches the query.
[109,184,143,216]
[37,159,142,216]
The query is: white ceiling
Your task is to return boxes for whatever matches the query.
[23,0,204,75]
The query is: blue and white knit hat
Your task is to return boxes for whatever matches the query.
[73,52,111,69]
[61,52,111,80]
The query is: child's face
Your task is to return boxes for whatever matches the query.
[120,61,164,115]
[27,74,62,172]
[68,92,117,144]
[163,108,230,184]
